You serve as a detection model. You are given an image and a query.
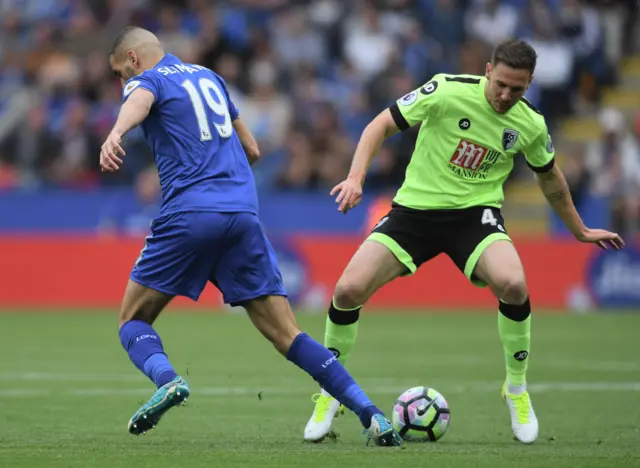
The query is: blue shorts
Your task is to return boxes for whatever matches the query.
[130,212,287,305]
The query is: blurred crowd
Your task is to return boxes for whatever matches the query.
[0,0,638,223]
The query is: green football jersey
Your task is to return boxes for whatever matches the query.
[389,74,555,210]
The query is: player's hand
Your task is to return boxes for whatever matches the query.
[576,228,625,251]
[330,177,363,214]
[100,132,125,172]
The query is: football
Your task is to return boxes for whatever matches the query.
[391,386,451,442]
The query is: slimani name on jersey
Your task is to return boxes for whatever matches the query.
[389,74,555,210]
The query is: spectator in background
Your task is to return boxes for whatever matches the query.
[558,0,610,104]
[276,130,318,190]
[155,3,196,59]
[240,56,292,153]
[310,102,353,189]
[525,3,575,126]
[48,99,99,187]
[561,145,593,212]
[465,0,519,47]
[307,0,345,61]
[420,0,466,72]
[272,7,327,71]
[0,104,60,187]
[197,8,237,79]
[457,40,489,75]
[343,1,396,80]
[587,108,640,237]
[0,0,637,200]
[399,18,437,85]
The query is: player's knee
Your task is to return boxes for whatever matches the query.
[333,279,368,309]
[493,275,528,305]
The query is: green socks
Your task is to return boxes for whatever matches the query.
[324,299,361,368]
[498,299,531,386]
[323,296,532,388]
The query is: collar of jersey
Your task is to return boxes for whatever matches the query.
[478,76,495,114]
[158,53,180,66]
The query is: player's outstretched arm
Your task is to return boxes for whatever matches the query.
[100,88,154,172]
[535,165,625,250]
[332,109,400,214]
[232,118,260,165]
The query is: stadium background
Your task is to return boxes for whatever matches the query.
[0,0,639,311]
[1,2,640,467]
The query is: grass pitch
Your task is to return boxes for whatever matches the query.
[0,311,639,468]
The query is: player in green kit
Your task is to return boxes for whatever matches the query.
[303,37,625,444]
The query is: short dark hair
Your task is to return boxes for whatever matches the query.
[491,37,537,75]
[109,26,141,57]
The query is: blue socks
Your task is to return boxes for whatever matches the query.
[286,332,383,428]
[119,320,178,388]
[118,324,383,428]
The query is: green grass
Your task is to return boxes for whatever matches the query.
[0,311,639,468]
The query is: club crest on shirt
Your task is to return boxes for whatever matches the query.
[501,128,519,151]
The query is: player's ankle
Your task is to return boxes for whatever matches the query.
[506,379,527,395]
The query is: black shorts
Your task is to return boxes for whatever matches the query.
[368,203,512,287]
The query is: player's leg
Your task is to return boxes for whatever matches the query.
[118,279,190,435]
[243,294,401,447]
[448,207,537,444]
[327,239,408,368]
[304,240,407,441]
[472,239,538,444]
[118,279,177,389]
[120,212,223,435]
[211,213,402,446]
[307,207,430,441]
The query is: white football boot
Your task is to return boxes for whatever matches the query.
[303,389,344,442]
[502,381,539,444]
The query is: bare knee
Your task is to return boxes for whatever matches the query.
[491,274,528,305]
[333,277,369,309]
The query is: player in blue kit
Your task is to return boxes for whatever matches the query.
[99,26,401,446]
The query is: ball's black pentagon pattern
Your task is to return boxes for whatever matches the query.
[394,387,450,442]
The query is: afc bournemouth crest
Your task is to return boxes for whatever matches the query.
[502,129,519,151]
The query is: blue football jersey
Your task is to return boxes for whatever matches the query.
[122,54,257,216]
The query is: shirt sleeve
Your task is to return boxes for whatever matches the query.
[524,129,555,173]
[389,77,443,131]
[122,72,160,103]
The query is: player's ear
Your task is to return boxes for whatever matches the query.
[127,50,138,67]
[485,62,492,78]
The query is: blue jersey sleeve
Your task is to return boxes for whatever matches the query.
[122,72,161,103]
[213,73,239,121]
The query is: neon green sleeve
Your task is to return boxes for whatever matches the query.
[390,77,443,129]
[524,129,555,173]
